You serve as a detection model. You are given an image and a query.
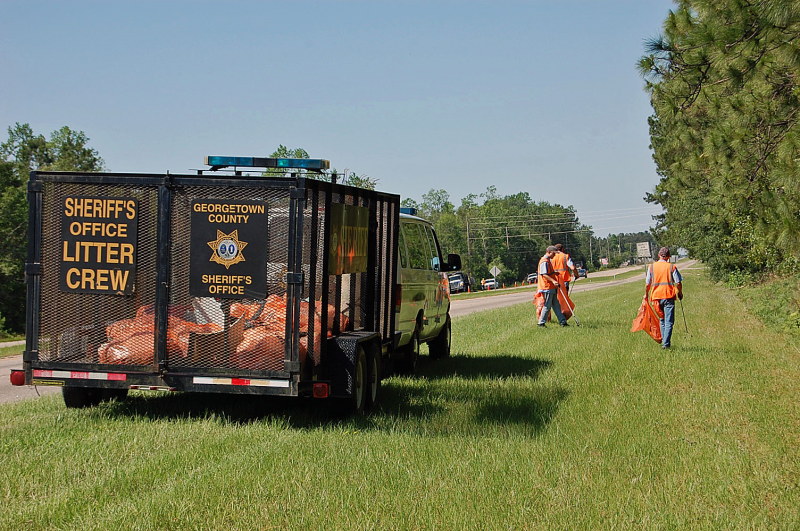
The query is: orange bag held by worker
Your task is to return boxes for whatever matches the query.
[631,295,662,343]
[533,289,574,322]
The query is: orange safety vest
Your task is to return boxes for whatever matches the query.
[537,256,558,291]
[649,261,678,300]
[552,252,571,283]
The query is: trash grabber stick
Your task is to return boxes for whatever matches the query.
[679,297,691,337]
[558,285,580,327]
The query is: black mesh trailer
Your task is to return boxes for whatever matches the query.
[19,169,400,414]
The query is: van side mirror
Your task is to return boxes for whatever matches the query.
[445,254,461,272]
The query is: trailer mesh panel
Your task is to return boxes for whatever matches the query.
[37,182,159,367]
[167,184,293,374]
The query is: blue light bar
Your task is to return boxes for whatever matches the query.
[400,207,417,216]
[204,156,330,171]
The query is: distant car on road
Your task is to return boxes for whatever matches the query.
[483,278,500,290]
[526,272,538,284]
[577,268,588,278]
[448,271,469,293]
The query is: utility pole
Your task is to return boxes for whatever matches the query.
[589,237,593,264]
[505,226,510,250]
[466,217,471,256]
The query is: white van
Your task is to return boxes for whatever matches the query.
[395,211,461,372]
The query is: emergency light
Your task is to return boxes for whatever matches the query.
[204,156,330,172]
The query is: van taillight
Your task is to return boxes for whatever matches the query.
[395,284,402,313]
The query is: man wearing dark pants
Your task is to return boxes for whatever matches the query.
[537,246,568,327]
[645,247,684,349]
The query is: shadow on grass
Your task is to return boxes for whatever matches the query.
[98,353,567,435]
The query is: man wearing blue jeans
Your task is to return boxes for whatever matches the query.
[537,246,568,327]
[645,247,684,349]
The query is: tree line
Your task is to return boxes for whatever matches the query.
[0,123,105,335]
[639,1,800,283]
[402,188,657,284]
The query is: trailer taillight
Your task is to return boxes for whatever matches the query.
[312,383,329,398]
[10,370,25,386]
[395,284,402,313]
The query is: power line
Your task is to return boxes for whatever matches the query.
[471,206,661,222]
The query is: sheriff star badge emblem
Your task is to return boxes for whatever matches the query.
[207,230,248,269]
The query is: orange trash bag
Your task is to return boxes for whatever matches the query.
[557,286,574,321]
[533,288,574,322]
[631,295,662,343]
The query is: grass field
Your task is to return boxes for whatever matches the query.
[2,271,799,530]
[0,342,24,360]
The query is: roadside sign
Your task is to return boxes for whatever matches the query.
[490,266,501,277]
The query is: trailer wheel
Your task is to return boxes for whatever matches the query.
[335,345,368,416]
[429,316,451,360]
[367,345,382,411]
[102,389,129,402]
[63,387,103,409]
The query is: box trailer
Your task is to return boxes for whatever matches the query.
[13,158,407,414]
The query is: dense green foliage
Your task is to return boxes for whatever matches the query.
[739,272,800,335]
[640,1,800,282]
[403,187,658,282]
[265,145,378,190]
[0,123,105,333]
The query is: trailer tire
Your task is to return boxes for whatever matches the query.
[102,388,129,402]
[335,345,368,416]
[429,316,451,360]
[367,345,382,411]
[63,387,103,409]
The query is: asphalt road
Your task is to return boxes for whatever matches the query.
[0,352,61,404]
[1,260,697,405]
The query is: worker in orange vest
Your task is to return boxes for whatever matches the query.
[537,246,568,327]
[645,247,684,349]
[553,243,579,293]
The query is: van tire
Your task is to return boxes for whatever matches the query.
[63,387,103,409]
[429,316,451,360]
[400,327,420,374]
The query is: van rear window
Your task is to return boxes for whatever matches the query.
[404,223,429,270]
[398,225,409,269]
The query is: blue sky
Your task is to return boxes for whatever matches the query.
[1,0,674,236]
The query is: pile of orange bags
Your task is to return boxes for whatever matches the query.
[99,297,350,370]
[229,295,350,370]
[98,304,222,365]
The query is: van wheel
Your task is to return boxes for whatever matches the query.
[367,346,382,411]
[429,316,451,360]
[400,328,420,374]
[63,387,103,409]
